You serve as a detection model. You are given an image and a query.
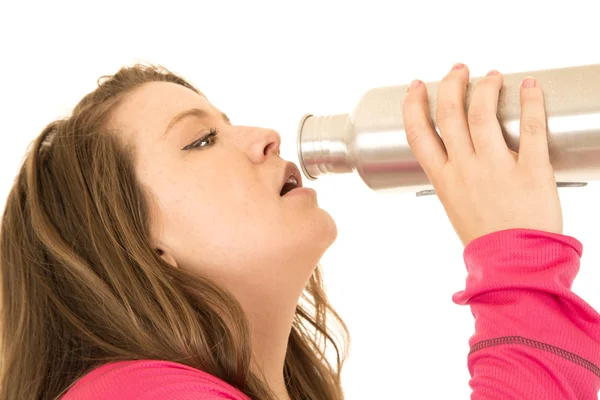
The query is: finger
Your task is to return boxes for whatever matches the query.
[517,76,550,166]
[403,79,448,177]
[435,63,474,160]
[467,70,511,158]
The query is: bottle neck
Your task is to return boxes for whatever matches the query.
[297,113,353,180]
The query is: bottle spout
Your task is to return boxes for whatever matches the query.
[296,113,354,180]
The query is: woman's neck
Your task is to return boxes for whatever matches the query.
[249,308,294,399]
[246,286,301,400]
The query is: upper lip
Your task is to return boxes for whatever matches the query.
[280,162,303,194]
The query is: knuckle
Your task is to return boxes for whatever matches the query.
[436,101,460,122]
[521,117,545,134]
[473,79,501,99]
[522,86,544,101]
[521,90,546,108]
[440,73,457,85]
[477,77,500,89]
[403,93,426,114]
[404,124,422,145]
[439,76,462,95]
[403,108,425,129]
[467,105,492,126]
[402,93,419,107]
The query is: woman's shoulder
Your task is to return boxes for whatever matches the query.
[61,359,251,400]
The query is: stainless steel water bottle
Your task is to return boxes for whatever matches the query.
[297,64,600,194]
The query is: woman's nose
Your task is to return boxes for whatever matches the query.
[245,127,281,163]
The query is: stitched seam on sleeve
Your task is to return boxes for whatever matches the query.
[470,336,600,378]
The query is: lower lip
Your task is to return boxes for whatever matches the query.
[283,187,316,197]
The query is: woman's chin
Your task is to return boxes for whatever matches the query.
[276,207,337,269]
[322,209,338,245]
[306,208,338,258]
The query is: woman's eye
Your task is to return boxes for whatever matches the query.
[182,128,219,151]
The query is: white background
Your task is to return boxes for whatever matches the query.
[1,1,599,398]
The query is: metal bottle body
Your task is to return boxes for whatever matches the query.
[297,64,600,192]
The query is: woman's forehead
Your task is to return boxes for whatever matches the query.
[110,82,220,140]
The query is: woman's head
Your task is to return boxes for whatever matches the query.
[114,79,337,316]
[0,64,348,400]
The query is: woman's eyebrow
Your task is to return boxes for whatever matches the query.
[163,108,230,139]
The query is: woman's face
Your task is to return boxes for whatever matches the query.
[109,81,337,309]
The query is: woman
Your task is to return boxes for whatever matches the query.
[0,62,598,400]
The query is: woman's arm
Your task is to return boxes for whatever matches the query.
[454,228,600,399]
[402,64,600,399]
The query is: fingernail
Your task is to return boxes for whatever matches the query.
[452,63,465,71]
[522,76,536,88]
[409,79,422,90]
[486,70,499,76]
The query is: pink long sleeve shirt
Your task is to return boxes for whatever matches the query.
[62,229,600,399]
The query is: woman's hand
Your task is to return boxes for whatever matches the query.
[402,64,563,247]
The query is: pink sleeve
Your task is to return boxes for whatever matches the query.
[453,228,600,399]
[61,359,251,400]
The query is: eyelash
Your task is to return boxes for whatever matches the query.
[181,128,219,151]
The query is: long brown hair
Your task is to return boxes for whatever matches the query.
[0,63,349,400]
